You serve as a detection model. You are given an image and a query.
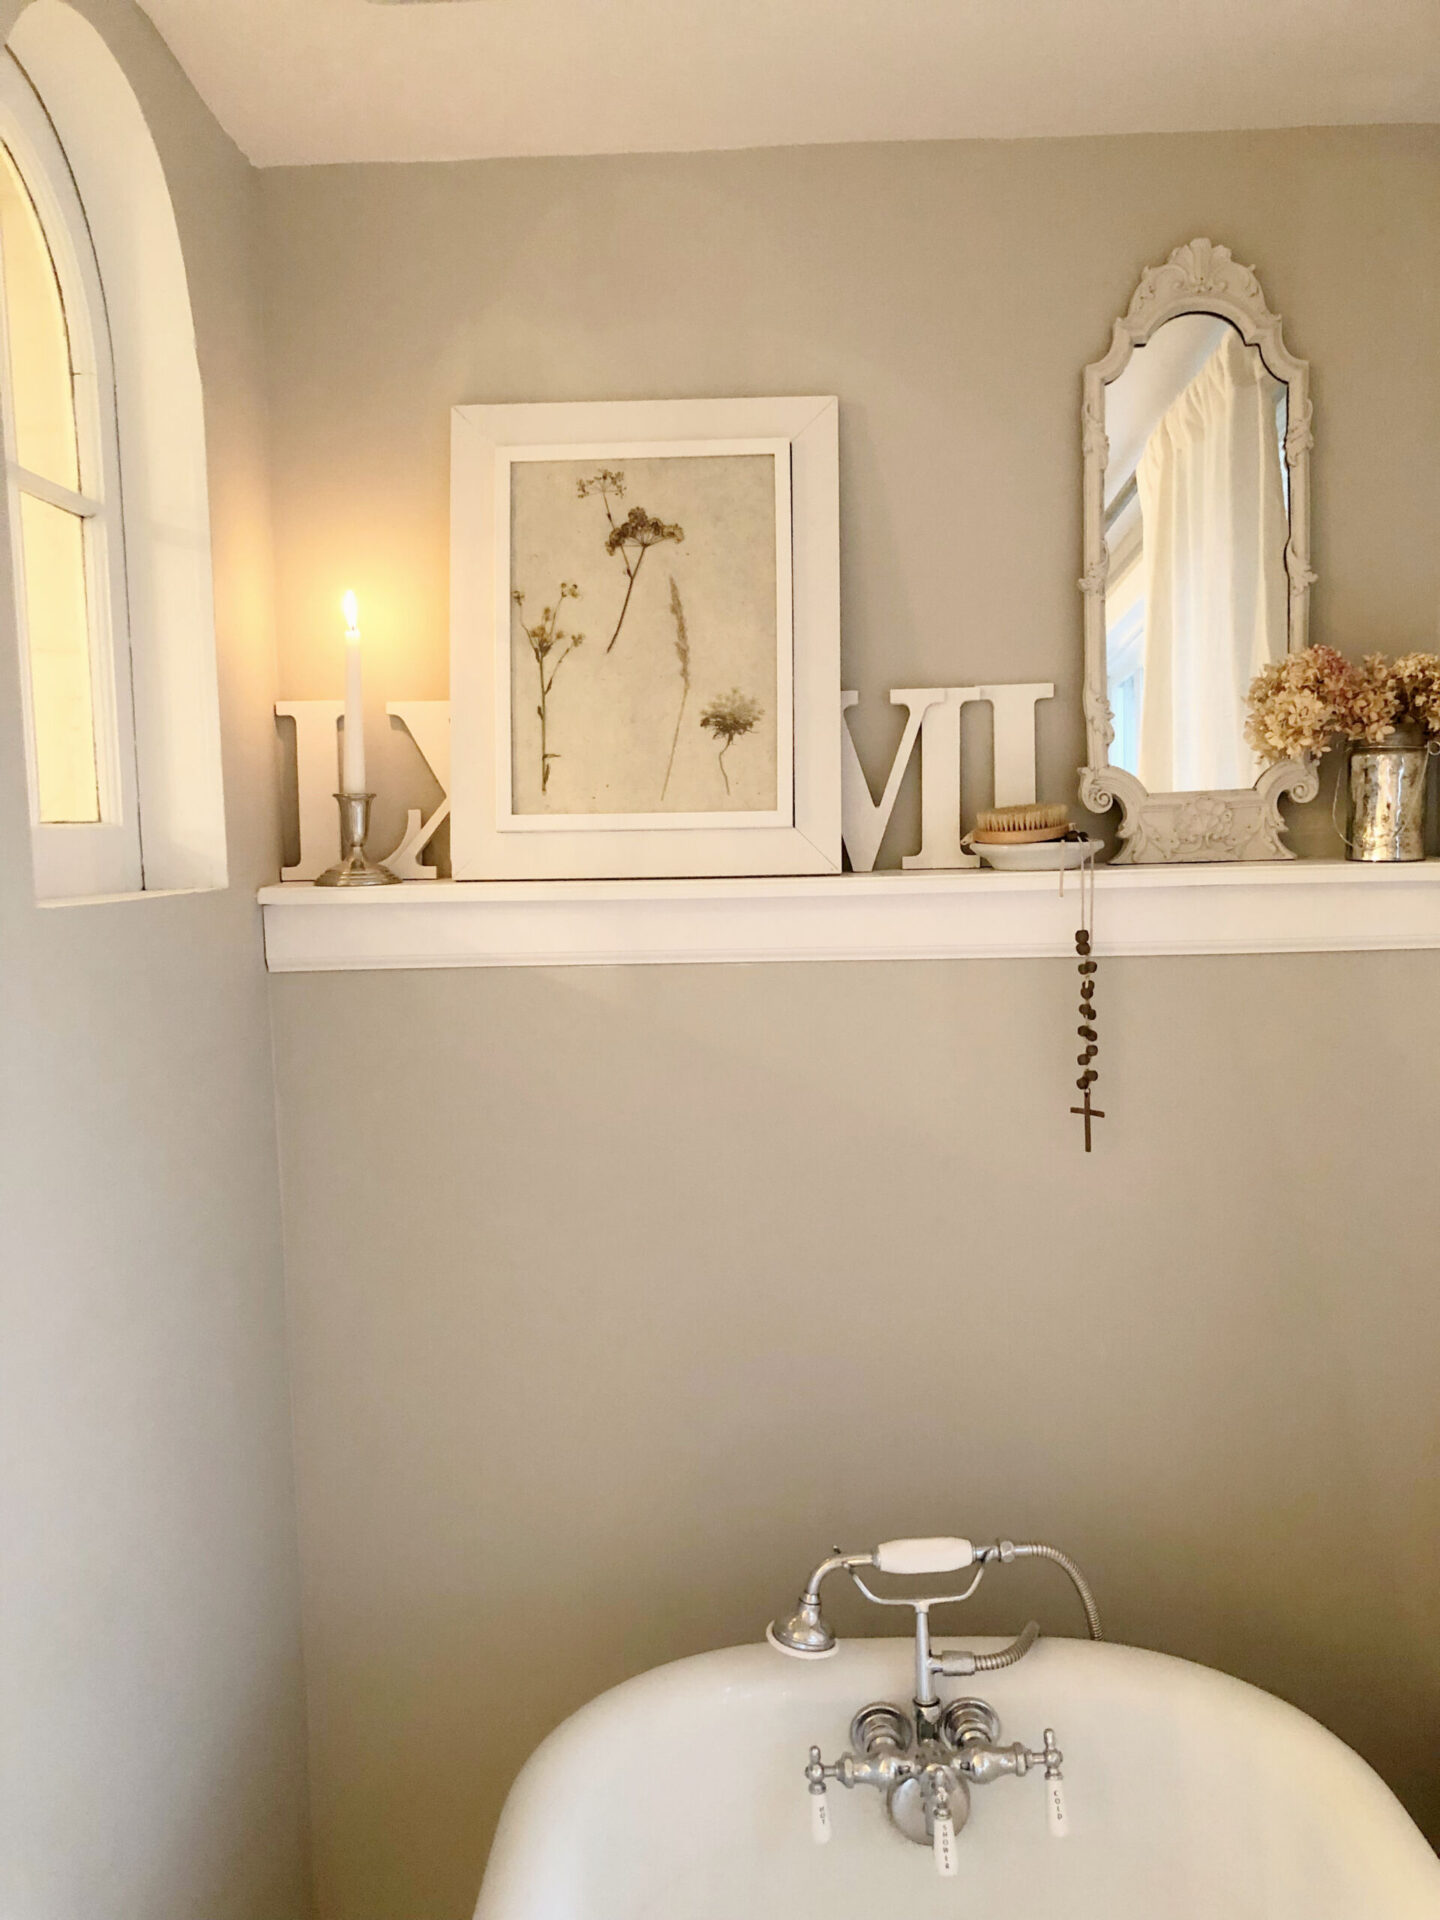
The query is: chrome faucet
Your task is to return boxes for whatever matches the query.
[770,1534,1099,1866]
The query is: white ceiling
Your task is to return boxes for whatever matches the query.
[135,0,1440,168]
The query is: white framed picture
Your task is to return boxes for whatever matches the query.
[449,396,840,878]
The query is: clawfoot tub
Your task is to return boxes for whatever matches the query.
[473,1637,1440,1919]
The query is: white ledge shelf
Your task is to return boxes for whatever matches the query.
[258,861,1440,972]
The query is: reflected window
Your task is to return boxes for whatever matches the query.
[0,53,138,891]
[1104,314,1289,792]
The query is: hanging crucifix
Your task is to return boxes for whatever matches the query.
[1070,1085,1104,1151]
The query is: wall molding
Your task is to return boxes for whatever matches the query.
[259,861,1440,972]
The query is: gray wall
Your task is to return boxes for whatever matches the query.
[260,130,1440,1919]
[0,2,310,1914]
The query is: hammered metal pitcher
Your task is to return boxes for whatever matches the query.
[1347,738,1429,861]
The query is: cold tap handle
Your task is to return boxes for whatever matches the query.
[1043,1771,1069,1836]
[1038,1729,1068,1837]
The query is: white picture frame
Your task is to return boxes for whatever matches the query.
[450,396,840,879]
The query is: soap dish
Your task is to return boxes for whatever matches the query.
[966,834,1105,872]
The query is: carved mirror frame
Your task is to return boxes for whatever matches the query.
[1079,239,1317,862]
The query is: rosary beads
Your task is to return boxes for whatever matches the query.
[1069,924,1104,1151]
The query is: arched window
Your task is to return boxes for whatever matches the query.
[0,49,139,894]
[2,0,227,904]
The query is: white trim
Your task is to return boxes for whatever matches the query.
[450,395,841,879]
[258,861,1440,973]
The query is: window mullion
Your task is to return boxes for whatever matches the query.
[9,460,99,517]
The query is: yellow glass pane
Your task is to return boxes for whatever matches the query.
[19,490,98,822]
[0,140,79,491]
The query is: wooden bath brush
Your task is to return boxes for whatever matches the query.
[970,802,1071,845]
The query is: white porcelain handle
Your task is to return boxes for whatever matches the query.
[875,1537,974,1575]
[810,1793,832,1845]
[933,1812,958,1875]
[1045,1773,1069,1837]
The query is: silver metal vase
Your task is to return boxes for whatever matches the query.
[1347,734,1429,862]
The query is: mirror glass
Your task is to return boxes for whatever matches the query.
[1103,314,1289,791]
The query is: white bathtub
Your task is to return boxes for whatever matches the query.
[474,1637,1440,1919]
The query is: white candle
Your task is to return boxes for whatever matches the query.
[341,589,365,793]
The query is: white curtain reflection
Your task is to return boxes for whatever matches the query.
[1136,330,1288,791]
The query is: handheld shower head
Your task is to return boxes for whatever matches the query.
[765,1552,872,1658]
[766,1594,838,1658]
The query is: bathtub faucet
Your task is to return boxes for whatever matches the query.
[768,1535,1101,1731]
[805,1696,1067,1868]
[769,1533,1098,1863]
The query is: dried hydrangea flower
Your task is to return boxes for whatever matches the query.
[1340,653,1404,745]
[1392,652,1440,735]
[1245,644,1357,762]
[1247,645,1440,761]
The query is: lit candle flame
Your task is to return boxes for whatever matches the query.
[342,589,360,635]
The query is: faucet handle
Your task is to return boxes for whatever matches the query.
[875,1536,974,1575]
[932,1808,958,1875]
[806,1747,834,1843]
[1036,1729,1068,1837]
[922,1770,961,1876]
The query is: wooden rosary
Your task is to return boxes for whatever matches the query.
[1070,860,1103,1151]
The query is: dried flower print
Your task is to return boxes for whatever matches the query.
[661,576,691,802]
[578,468,684,653]
[513,583,583,793]
[699,687,763,796]
[505,449,780,816]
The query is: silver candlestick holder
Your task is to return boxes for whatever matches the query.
[315,792,401,887]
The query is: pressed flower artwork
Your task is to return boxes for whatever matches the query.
[700,688,764,794]
[511,583,583,793]
[507,452,781,816]
[450,395,838,882]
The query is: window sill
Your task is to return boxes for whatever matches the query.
[257,860,1440,972]
[37,884,226,909]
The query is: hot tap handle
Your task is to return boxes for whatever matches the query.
[806,1746,834,1843]
[806,1745,847,1786]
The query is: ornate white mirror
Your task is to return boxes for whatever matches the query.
[1079,240,1317,861]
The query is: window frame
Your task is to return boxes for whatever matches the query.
[0,51,140,898]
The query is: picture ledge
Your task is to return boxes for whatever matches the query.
[258,859,1440,972]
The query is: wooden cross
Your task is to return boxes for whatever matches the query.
[1071,1087,1105,1152]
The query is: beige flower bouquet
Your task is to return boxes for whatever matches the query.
[1246,647,1440,860]
[1245,646,1440,763]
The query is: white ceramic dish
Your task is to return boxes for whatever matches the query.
[967,835,1104,872]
